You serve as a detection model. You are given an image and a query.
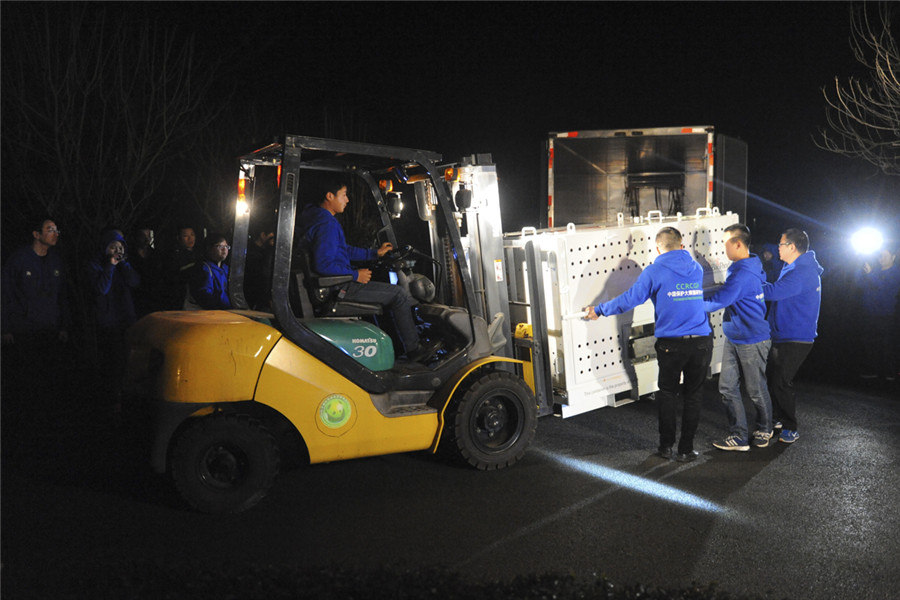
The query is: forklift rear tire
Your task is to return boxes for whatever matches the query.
[442,371,537,470]
[171,413,280,514]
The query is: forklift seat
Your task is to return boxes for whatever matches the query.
[293,243,383,318]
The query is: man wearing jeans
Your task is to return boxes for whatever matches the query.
[704,224,773,451]
[764,228,823,444]
[585,227,711,463]
[299,178,438,363]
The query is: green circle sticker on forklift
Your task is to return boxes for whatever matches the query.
[319,394,353,429]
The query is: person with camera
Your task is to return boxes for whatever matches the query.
[86,228,140,410]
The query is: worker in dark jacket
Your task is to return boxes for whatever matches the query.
[585,226,711,462]
[244,225,275,311]
[2,216,71,346]
[1,216,73,437]
[87,228,141,408]
[188,233,232,310]
[763,228,823,445]
[298,178,438,363]
[704,224,773,452]
[161,225,200,309]
[760,242,784,283]
[854,246,900,382]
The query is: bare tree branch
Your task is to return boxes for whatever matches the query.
[816,2,900,176]
[1,3,227,348]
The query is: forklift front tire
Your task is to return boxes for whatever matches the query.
[170,413,280,514]
[442,371,537,470]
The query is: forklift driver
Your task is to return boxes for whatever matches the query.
[298,178,440,363]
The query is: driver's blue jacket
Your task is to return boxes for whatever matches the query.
[299,204,376,281]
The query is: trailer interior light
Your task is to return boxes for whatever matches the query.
[851,227,883,255]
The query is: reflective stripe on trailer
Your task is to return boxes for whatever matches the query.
[706,131,715,207]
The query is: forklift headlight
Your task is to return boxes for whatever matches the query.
[455,188,473,211]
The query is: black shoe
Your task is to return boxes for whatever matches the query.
[675,450,699,463]
[407,339,441,363]
[655,446,673,460]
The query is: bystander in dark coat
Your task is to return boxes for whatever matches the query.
[854,247,900,382]
[86,229,140,407]
[129,226,164,317]
[161,225,200,310]
[1,216,72,449]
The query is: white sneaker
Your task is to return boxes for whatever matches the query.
[712,435,750,451]
[752,430,773,448]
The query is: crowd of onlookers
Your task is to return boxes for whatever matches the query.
[0,215,276,425]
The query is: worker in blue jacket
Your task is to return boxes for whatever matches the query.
[299,178,438,363]
[585,226,711,462]
[704,224,773,452]
[763,228,823,444]
[189,234,232,310]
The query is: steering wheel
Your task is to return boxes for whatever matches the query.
[374,244,416,269]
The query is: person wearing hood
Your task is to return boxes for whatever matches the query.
[87,228,140,331]
[763,228,824,445]
[298,178,439,363]
[704,224,773,452]
[585,226,711,463]
[188,233,232,310]
[86,227,140,408]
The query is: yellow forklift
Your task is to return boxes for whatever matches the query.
[124,136,538,514]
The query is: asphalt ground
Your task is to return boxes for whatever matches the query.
[1,369,898,599]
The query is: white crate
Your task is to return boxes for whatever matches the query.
[506,211,737,417]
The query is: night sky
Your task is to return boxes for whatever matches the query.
[3,2,896,247]
[167,1,897,245]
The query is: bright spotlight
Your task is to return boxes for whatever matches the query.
[851,227,883,255]
[236,199,250,216]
